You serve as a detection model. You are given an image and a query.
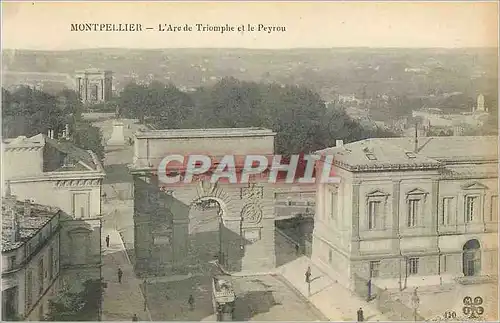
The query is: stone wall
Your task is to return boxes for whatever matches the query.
[132,174,277,275]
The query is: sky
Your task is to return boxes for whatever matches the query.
[1,1,499,50]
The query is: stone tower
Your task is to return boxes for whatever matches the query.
[75,68,113,104]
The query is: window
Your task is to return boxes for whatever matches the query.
[491,196,498,222]
[369,261,380,278]
[441,198,453,225]
[48,248,54,280]
[38,258,44,295]
[8,256,16,270]
[330,191,337,221]
[27,271,33,306]
[407,199,419,227]
[368,201,381,230]
[465,196,479,223]
[408,258,419,275]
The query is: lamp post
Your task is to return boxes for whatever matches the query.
[411,287,420,322]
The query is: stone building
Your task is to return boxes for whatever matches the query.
[2,134,104,320]
[75,68,113,104]
[129,128,278,275]
[2,196,61,321]
[2,133,105,219]
[312,136,498,290]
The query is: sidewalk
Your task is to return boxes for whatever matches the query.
[101,229,152,321]
[277,256,388,321]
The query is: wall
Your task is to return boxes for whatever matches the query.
[132,173,277,274]
[315,162,498,288]
[3,147,44,178]
[9,179,102,218]
[22,227,60,320]
[134,134,275,168]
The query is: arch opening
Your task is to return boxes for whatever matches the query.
[188,197,229,270]
[463,239,481,277]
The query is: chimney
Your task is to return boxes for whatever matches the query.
[414,122,418,153]
[3,189,20,242]
[336,140,344,148]
[24,199,32,217]
[48,129,53,139]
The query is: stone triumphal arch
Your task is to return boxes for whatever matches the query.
[129,128,277,275]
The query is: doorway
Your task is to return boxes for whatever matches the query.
[463,239,481,277]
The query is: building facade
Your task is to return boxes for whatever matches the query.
[75,68,113,104]
[2,134,105,320]
[3,133,105,219]
[2,196,62,321]
[312,136,498,290]
[129,128,278,275]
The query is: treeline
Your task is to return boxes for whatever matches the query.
[115,77,395,154]
[2,78,396,158]
[2,87,105,161]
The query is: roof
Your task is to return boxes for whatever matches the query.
[3,133,101,172]
[135,127,276,139]
[317,136,498,172]
[2,198,60,253]
[45,137,98,171]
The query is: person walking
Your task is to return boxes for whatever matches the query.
[188,294,195,311]
[117,267,123,283]
[132,314,138,321]
[105,235,110,248]
[357,307,364,322]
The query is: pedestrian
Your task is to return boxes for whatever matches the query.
[305,266,311,283]
[117,267,123,283]
[295,244,300,255]
[105,234,110,248]
[367,278,372,302]
[132,314,138,321]
[188,294,195,311]
[357,307,364,322]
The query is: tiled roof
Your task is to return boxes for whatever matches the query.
[44,137,97,171]
[3,134,99,171]
[2,198,59,253]
[317,136,498,171]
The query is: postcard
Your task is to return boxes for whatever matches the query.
[1,1,498,322]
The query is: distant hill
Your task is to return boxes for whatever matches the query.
[2,48,498,101]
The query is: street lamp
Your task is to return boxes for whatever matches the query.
[411,287,420,322]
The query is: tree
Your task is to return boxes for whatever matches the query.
[72,122,105,162]
[2,87,105,162]
[44,279,103,321]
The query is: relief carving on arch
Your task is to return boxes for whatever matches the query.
[240,203,263,224]
[197,179,218,197]
[240,183,265,224]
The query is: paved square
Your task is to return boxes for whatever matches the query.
[144,271,327,321]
